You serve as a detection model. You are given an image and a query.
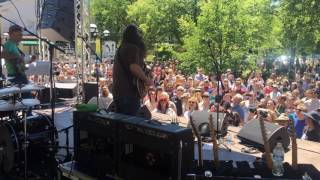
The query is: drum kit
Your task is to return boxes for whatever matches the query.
[0,80,58,179]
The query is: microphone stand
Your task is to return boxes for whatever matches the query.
[205,40,231,152]
[58,125,74,162]
[78,36,102,108]
[205,40,222,138]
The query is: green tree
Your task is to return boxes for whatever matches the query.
[91,0,134,43]
[176,0,279,76]
[127,0,195,47]
[279,0,320,61]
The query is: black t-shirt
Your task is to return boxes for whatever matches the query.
[303,127,320,142]
[112,43,144,98]
[172,96,183,116]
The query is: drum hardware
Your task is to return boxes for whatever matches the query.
[57,125,74,163]
[0,113,58,179]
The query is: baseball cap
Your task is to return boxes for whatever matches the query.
[9,25,22,33]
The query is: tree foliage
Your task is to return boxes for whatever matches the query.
[90,0,320,75]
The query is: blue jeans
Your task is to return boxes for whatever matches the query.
[114,97,140,116]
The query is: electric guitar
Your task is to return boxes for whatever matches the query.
[209,114,220,168]
[288,115,298,169]
[258,114,273,170]
[190,116,203,168]
[11,49,27,76]
[136,61,156,98]
[136,62,152,98]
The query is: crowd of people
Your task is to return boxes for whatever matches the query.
[90,59,320,143]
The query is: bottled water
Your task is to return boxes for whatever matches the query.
[272,142,285,176]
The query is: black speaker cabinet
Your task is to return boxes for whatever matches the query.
[118,118,194,180]
[83,82,98,103]
[237,119,290,152]
[39,87,58,104]
[73,112,127,178]
[40,0,74,42]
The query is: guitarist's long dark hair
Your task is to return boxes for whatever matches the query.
[121,24,146,58]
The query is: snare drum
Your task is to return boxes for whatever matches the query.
[0,113,57,173]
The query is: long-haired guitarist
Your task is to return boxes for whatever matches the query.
[3,25,36,85]
[112,24,153,115]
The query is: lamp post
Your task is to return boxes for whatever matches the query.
[101,29,110,61]
[89,24,110,61]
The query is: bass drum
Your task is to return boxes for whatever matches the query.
[0,113,58,174]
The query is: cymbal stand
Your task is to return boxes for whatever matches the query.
[23,107,28,180]
[16,84,29,180]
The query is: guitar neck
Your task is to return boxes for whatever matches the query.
[189,116,203,168]
[288,119,298,169]
[209,114,220,168]
[258,116,273,170]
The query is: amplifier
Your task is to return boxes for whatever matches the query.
[118,118,194,180]
[74,112,194,180]
[73,112,130,178]
[55,83,77,98]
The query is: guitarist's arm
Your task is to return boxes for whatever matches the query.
[2,50,21,62]
[129,63,153,86]
[3,50,36,64]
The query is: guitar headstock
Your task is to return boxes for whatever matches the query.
[287,114,297,139]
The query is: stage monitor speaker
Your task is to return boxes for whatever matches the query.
[83,82,98,103]
[40,0,74,42]
[118,118,194,180]
[237,119,290,152]
[189,111,228,137]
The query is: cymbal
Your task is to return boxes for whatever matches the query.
[0,77,14,81]
[15,99,40,109]
[20,84,45,92]
[0,86,20,96]
[0,100,16,111]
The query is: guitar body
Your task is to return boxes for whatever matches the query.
[288,118,298,169]
[13,49,27,76]
[136,63,153,98]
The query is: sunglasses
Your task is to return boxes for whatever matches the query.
[177,89,184,92]
[159,99,167,102]
[189,101,196,104]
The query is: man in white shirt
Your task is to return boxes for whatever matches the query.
[304,89,320,112]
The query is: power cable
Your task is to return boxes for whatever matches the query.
[9,0,27,28]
